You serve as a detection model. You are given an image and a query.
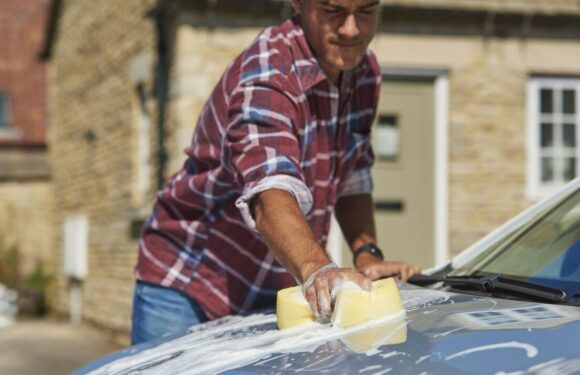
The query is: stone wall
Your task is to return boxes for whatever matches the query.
[0,182,54,278]
[447,40,529,255]
[167,20,263,172]
[49,0,157,343]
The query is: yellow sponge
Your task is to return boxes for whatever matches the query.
[276,278,403,330]
[332,278,404,328]
[276,285,315,329]
[340,313,407,352]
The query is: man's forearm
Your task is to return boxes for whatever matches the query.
[335,193,422,280]
[251,189,331,283]
[334,193,377,251]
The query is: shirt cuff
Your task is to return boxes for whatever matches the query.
[339,168,373,197]
[235,175,313,232]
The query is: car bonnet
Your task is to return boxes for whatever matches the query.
[78,283,580,375]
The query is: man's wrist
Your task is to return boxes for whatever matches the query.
[353,243,383,268]
[298,257,333,283]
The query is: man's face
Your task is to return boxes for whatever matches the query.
[291,0,380,83]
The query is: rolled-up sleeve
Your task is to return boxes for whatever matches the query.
[224,80,312,230]
[235,174,312,231]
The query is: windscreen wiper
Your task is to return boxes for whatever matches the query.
[409,273,567,303]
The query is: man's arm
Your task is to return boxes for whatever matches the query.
[251,189,371,319]
[334,193,421,281]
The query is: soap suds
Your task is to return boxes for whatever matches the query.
[432,327,463,338]
[415,354,431,364]
[89,289,443,375]
[446,341,538,361]
[495,358,580,375]
[359,364,382,373]
[293,289,310,307]
[379,351,407,359]
[331,279,362,301]
[400,289,450,311]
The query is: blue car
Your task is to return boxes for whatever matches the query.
[77,177,580,375]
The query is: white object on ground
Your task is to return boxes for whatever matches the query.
[0,283,18,329]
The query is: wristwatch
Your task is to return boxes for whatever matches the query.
[353,243,384,266]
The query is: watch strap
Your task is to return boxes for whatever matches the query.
[353,243,384,265]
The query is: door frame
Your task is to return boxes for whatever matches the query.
[328,67,449,268]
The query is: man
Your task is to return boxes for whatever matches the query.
[132,0,421,345]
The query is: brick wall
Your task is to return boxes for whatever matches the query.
[49,0,157,343]
[0,0,51,145]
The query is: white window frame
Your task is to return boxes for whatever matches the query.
[527,77,580,200]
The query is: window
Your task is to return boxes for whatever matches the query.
[373,114,400,161]
[528,78,580,197]
[0,91,11,129]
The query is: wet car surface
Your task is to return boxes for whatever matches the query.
[78,285,580,374]
[78,178,580,375]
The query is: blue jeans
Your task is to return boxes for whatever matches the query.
[131,281,208,345]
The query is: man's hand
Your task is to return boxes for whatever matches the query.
[302,263,372,320]
[355,252,421,281]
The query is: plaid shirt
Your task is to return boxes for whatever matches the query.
[135,15,381,319]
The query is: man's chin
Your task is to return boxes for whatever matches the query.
[334,58,364,72]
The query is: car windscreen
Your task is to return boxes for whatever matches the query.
[451,189,580,295]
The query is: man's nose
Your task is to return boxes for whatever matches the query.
[338,14,360,39]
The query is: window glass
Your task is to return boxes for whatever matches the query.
[540,123,553,147]
[0,91,10,128]
[563,124,576,148]
[564,158,576,181]
[563,89,576,114]
[374,114,399,161]
[541,157,554,182]
[540,88,553,114]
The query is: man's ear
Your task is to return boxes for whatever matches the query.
[290,0,304,14]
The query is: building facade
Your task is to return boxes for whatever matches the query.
[0,0,53,283]
[46,0,580,341]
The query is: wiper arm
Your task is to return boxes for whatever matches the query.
[409,273,567,303]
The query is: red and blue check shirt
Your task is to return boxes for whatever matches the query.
[135,15,381,319]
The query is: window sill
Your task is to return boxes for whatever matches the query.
[0,128,22,140]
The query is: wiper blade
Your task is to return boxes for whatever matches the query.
[409,273,567,303]
[443,274,567,303]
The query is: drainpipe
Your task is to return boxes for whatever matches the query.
[153,3,170,190]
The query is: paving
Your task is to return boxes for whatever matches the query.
[0,318,123,375]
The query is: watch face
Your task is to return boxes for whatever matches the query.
[369,245,384,259]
